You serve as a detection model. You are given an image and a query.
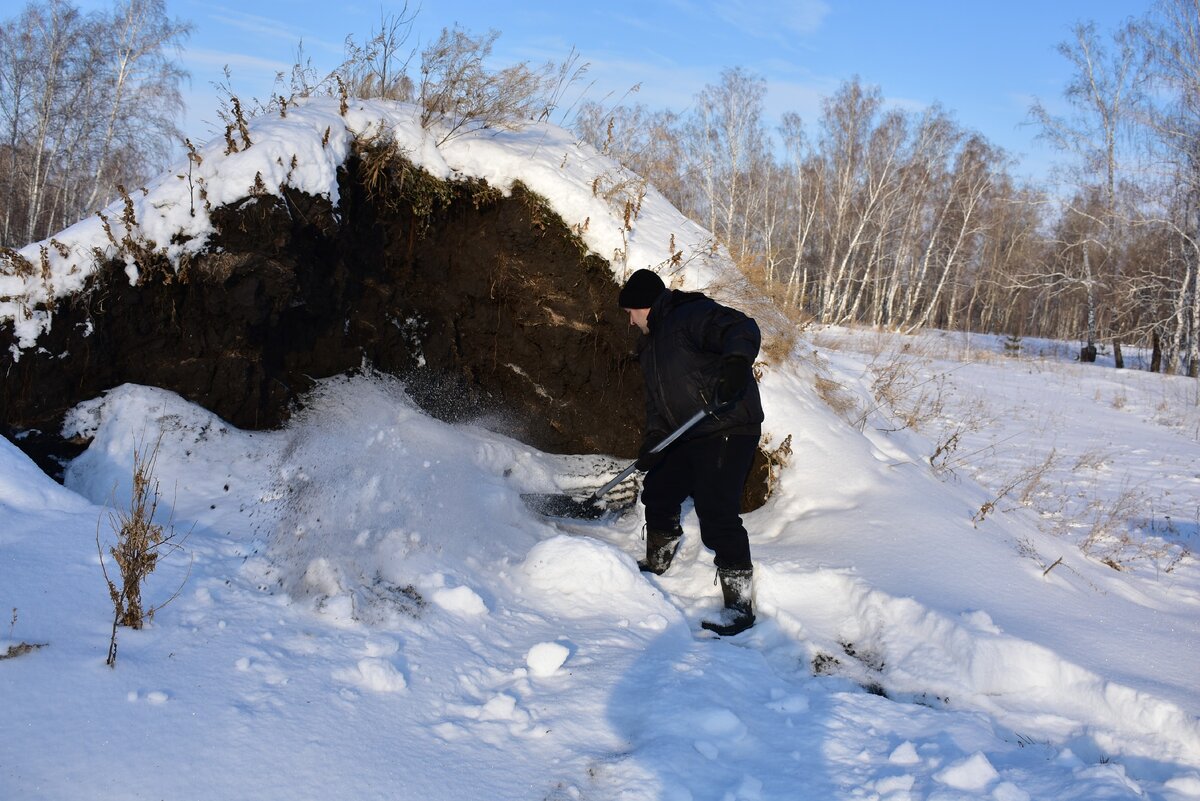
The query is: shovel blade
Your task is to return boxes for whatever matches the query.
[521,492,609,520]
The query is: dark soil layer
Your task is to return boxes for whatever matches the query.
[1,153,767,508]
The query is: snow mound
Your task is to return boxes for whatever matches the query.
[935,752,1000,791]
[2,98,733,351]
[332,657,408,693]
[518,535,676,623]
[0,436,92,519]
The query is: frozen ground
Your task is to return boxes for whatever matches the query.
[3,331,1199,801]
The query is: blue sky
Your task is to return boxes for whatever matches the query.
[108,0,1152,181]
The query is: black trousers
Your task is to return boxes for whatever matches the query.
[641,433,758,569]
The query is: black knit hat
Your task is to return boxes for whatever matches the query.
[618,269,667,309]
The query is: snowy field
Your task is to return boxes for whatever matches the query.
[2,99,1198,800]
[3,330,1199,801]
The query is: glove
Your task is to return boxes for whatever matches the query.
[635,432,667,472]
[713,355,751,411]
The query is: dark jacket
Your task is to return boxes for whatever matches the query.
[638,289,764,442]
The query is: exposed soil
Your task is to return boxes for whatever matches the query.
[0,150,768,509]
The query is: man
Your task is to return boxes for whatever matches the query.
[618,268,764,636]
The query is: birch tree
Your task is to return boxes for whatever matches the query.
[1030,20,1142,365]
[1136,0,1200,377]
[83,0,191,213]
[814,79,883,321]
[683,67,769,265]
[778,112,820,309]
[0,0,190,248]
[0,0,89,244]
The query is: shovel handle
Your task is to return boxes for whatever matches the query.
[589,409,709,501]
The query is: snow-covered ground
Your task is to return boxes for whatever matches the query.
[2,332,1198,801]
[2,98,1198,800]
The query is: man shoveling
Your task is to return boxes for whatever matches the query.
[619,269,764,636]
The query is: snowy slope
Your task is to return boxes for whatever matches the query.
[2,100,1199,800]
[1,345,1198,800]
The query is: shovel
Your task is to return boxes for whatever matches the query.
[521,409,709,520]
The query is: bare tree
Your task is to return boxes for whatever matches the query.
[1135,0,1200,376]
[0,1,90,244]
[83,0,191,213]
[907,135,998,331]
[682,67,770,266]
[777,112,821,309]
[1030,20,1143,364]
[0,0,190,248]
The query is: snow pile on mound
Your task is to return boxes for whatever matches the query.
[1,98,729,350]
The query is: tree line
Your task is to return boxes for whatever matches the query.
[2,0,1198,376]
[574,0,1200,376]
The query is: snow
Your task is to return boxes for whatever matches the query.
[526,641,571,677]
[934,752,1000,791]
[3,338,1199,799]
[2,99,1199,800]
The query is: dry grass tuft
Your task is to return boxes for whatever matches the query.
[1,642,46,660]
[0,609,47,661]
[98,436,189,667]
[762,434,793,499]
[814,375,858,420]
[972,449,1059,527]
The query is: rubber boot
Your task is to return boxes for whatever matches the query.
[701,566,755,636]
[637,524,682,575]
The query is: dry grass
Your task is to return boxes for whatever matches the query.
[0,609,47,661]
[855,347,959,434]
[1072,447,1113,472]
[1073,482,1157,569]
[354,124,407,201]
[971,449,1060,527]
[762,434,793,499]
[811,326,1196,578]
[417,26,556,144]
[815,375,858,420]
[928,425,964,473]
[98,436,189,667]
[1,641,47,660]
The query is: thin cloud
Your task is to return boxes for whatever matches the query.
[186,47,293,74]
[708,0,830,42]
[204,6,344,55]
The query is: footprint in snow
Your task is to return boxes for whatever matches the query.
[690,707,749,761]
[234,649,290,687]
